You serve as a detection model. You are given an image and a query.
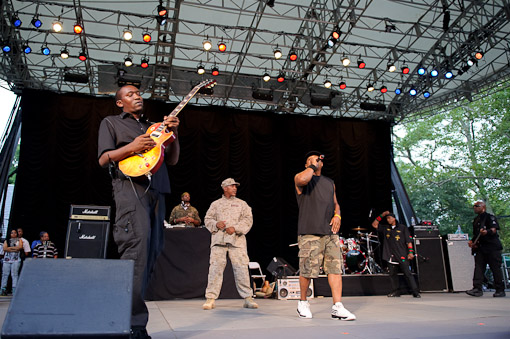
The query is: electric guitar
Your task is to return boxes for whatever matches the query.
[471,226,485,255]
[119,79,216,177]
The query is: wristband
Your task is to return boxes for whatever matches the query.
[307,164,318,171]
[376,216,382,221]
[334,214,341,220]
[408,248,414,253]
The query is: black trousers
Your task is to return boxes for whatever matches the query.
[388,260,419,294]
[112,179,166,328]
[473,249,504,292]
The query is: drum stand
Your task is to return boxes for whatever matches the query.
[361,233,382,274]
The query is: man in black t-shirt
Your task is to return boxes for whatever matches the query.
[294,151,355,320]
[466,201,505,297]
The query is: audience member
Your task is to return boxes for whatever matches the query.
[32,232,58,259]
[1,229,22,295]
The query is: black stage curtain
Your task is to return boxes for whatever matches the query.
[10,89,391,271]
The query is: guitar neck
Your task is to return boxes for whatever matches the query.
[169,86,202,118]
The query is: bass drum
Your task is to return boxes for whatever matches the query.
[345,250,366,273]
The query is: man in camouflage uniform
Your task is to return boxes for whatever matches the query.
[202,178,258,310]
[294,151,355,320]
[168,192,201,226]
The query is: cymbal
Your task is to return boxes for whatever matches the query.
[351,227,367,231]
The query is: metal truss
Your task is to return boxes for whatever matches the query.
[0,0,509,123]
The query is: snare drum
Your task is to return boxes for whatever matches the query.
[346,238,359,251]
[345,250,366,273]
[339,237,348,251]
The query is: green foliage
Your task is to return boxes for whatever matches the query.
[8,144,19,185]
[394,86,510,251]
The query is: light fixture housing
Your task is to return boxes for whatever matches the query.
[409,87,417,96]
[60,48,69,59]
[123,28,133,41]
[380,85,388,93]
[327,38,337,48]
[444,70,453,79]
[401,65,410,74]
[141,57,149,68]
[324,79,332,88]
[31,16,42,28]
[142,32,152,43]
[23,43,31,54]
[273,47,282,59]
[387,62,396,72]
[73,23,83,34]
[289,50,298,61]
[78,50,87,61]
[395,88,402,95]
[277,72,285,82]
[467,58,476,67]
[430,69,439,77]
[211,66,219,76]
[197,64,205,75]
[417,66,426,75]
[203,38,212,51]
[263,72,271,82]
[357,59,366,69]
[341,55,350,67]
[52,20,63,32]
[2,43,11,53]
[12,14,22,27]
[423,91,431,98]
[157,4,167,16]
[339,81,347,90]
[367,83,374,92]
[218,41,227,52]
[124,56,133,67]
[475,51,483,60]
[41,45,51,55]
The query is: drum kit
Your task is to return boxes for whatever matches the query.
[340,227,383,274]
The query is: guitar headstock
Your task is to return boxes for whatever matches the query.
[196,79,217,89]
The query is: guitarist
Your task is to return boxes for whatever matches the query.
[466,201,505,298]
[97,85,180,339]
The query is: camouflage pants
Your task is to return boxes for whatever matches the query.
[205,244,253,299]
[298,234,342,278]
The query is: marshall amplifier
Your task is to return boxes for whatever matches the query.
[65,205,111,259]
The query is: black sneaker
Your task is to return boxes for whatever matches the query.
[413,292,421,298]
[466,288,483,297]
[130,326,152,339]
[387,292,400,297]
[493,291,506,297]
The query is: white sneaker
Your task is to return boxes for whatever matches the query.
[297,300,312,319]
[331,302,356,321]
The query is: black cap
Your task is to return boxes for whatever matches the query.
[305,151,324,161]
[386,213,396,219]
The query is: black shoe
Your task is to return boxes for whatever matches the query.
[493,291,506,298]
[130,326,151,339]
[466,288,483,297]
[387,292,400,297]
[413,292,421,298]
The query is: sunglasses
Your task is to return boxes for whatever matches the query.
[473,205,481,207]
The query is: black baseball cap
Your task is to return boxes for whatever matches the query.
[305,151,324,161]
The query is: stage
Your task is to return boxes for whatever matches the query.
[1,292,508,338]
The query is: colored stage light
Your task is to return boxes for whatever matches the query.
[277,72,285,82]
[157,4,167,17]
[395,88,401,95]
[124,56,133,67]
[74,23,83,34]
[380,86,388,93]
[218,41,227,52]
[142,32,152,43]
[203,38,212,51]
[12,14,22,27]
[289,50,297,61]
[467,58,476,67]
[331,30,340,40]
[357,59,366,69]
[41,45,51,55]
[263,72,270,82]
[79,51,87,61]
[123,29,133,41]
[430,69,438,77]
[324,79,332,88]
[2,44,11,53]
[423,91,431,98]
[52,20,63,32]
[60,48,69,59]
[273,47,282,59]
[327,38,336,48]
[409,88,417,96]
[211,66,219,76]
[417,66,426,75]
[445,71,453,79]
[31,17,42,28]
[402,65,410,74]
[141,57,149,68]
[23,44,32,54]
[339,82,347,90]
[475,51,483,60]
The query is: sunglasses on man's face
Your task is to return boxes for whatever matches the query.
[473,205,481,207]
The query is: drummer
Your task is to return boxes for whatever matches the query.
[371,211,421,298]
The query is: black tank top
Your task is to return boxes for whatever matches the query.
[296,175,335,235]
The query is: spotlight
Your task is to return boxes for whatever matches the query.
[395,88,401,95]
[339,81,347,90]
[142,32,152,43]
[124,56,133,67]
[218,41,227,52]
[387,62,396,72]
[157,4,167,16]
[367,83,374,92]
[31,16,42,28]
[277,72,285,82]
[274,47,282,59]
[430,69,438,77]
[211,66,219,76]
[327,37,337,48]
[141,57,149,69]
[52,20,63,32]
[197,64,205,74]
[78,51,87,61]
[380,86,388,93]
[23,43,31,54]
[445,70,453,79]
[417,66,426,75]
[332,29,340,40]
[324,79,332,88]
[73,23,83,34]
[357,59,366,69]
[60,48,69,59]
[289,50,298,61]
[203,38,212,51]
[12,14,22,28]
[263,72,271,82]
[409,88,417,96]
[341,55,350,67]
[156,16,167,26]
[267,0,275,8]
[2,43,11,53]
[123,28,133,41]
[467,58,476,67]
[41,45,51,55]
[475,51,483,60]
[423,91,431,98]
[402,65,410,74]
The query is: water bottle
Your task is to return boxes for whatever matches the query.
[455,225,463,234]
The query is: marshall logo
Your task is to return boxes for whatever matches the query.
[82,209,99,215]
[79,235,97,240]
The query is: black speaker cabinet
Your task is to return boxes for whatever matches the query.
[65,220,110,258]
[414,237,448,292]
[1,258,133,338]
[267,257,297,278]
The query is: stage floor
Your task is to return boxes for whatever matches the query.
[0,292,509,338]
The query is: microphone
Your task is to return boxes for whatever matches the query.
[317,154,325,162]
[368,208,373,218]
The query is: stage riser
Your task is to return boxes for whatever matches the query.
[313,274,418,296]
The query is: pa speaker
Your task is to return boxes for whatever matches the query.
[1,258,133,338]
[444,240,474,291]
[414,237,448,291]
[65,220,110,258]
[267,257,297,278]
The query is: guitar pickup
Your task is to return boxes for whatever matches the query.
[150,131,162,138]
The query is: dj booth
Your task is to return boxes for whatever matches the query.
[145,227,241,300]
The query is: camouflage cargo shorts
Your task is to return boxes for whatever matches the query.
[298,234,343,278]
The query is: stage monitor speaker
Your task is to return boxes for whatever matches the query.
[445,240,474,291]
[1,258,133,338]
[277,277,314,300]
[65,220,110,258]
[267,257,297,278]
[414,237,448,292]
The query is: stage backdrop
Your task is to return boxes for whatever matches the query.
[10,89,392,270]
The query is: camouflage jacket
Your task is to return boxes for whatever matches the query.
[168,203,201,225]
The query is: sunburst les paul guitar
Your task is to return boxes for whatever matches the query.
[119,79,216,177]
